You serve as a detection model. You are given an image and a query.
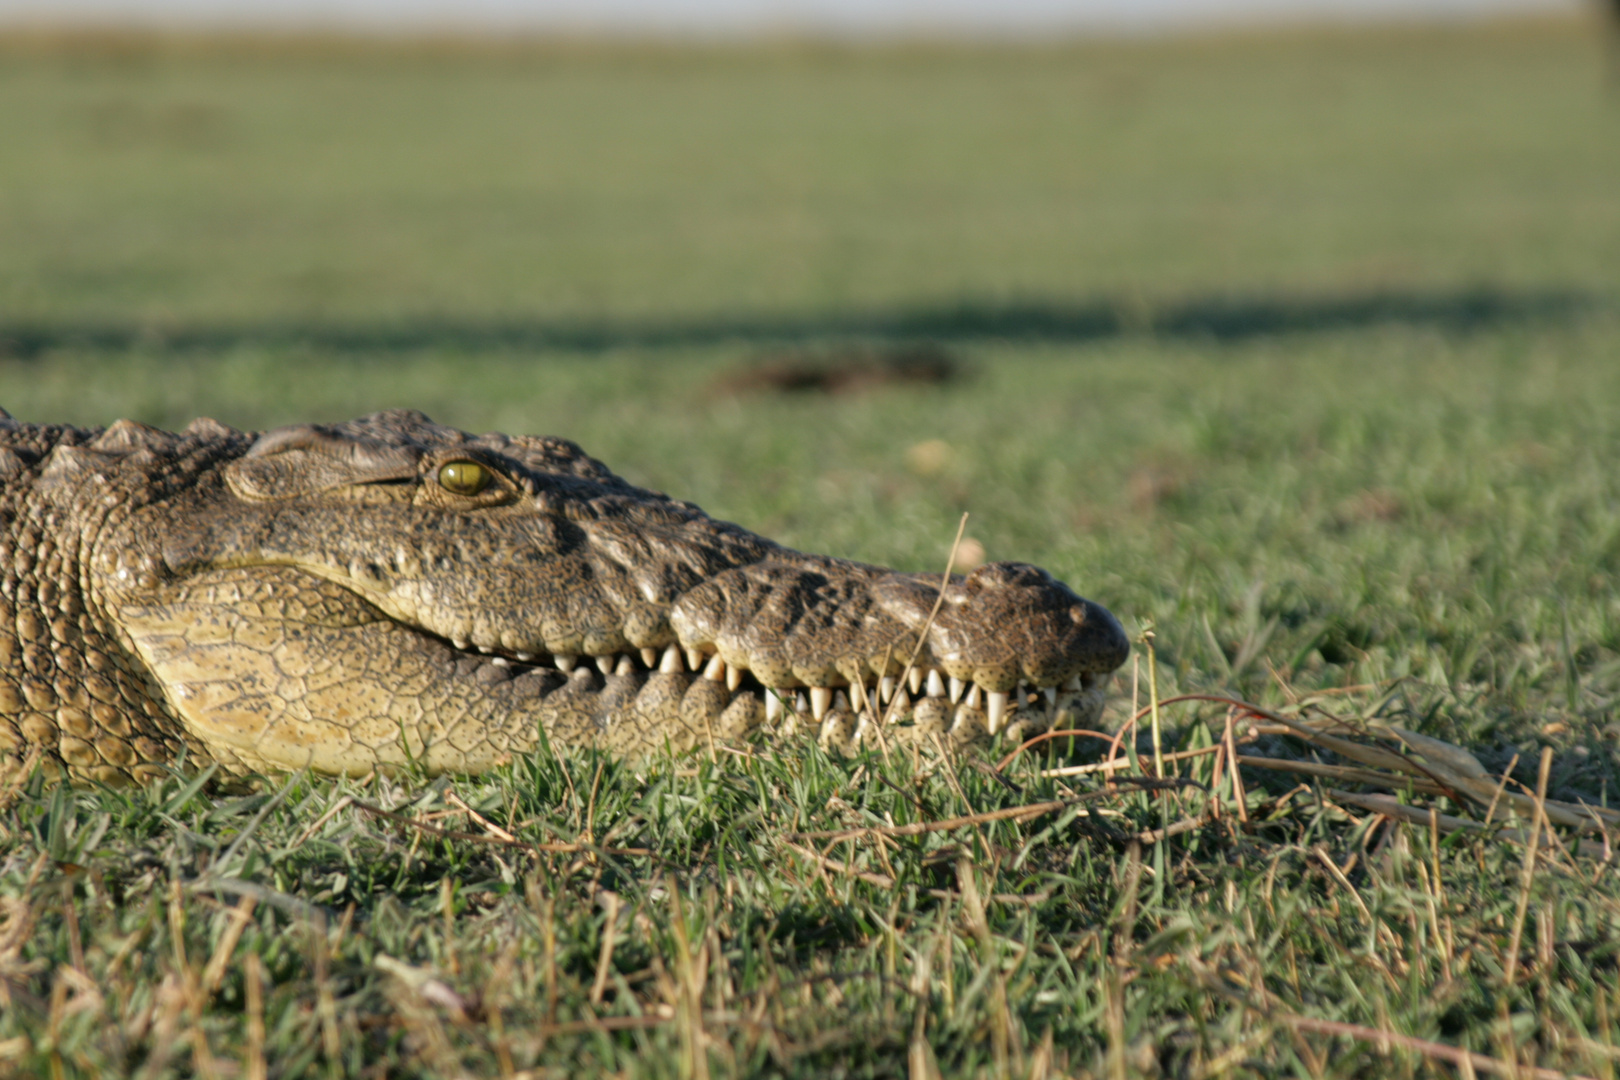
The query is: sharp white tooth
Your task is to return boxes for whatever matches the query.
[685,647,704,672]
[478,645,494,655]
[616,655,635,676]
[555,654,577,673]
[1064,675,1083,691]
[948,676,965,704]
[704,655,726,682]
[597,655,616,675]
[452,637,470,651]
[810,687,832,721]
[492,657,510,667]
[986,691,1008,733]
[727,664,743,692]
[926,670,946,698]
[641,647,659,668]
[570,665,592,682]
[852,711,872,744]
[1043,687,1058,711]
[516,652,536,662]
[965,683,981,709]
[660,645,682,674]
[908,668,924,695]
[765,691,784,723]
[879,676,896,703]
[796,692,810,714]
[834,690,850,712]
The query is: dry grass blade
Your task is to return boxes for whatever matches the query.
[1505,747,1554,987]
[1042,744,1220,780]
[1135,816,1208,846]
[780,840,896,889]
[1312,845,1371,923]
[350,800,652,857]
[994,729,1118,772]
[789,788,1142,842]
[881,512,970,729]
[1274,1013,1596,1080]
[198,895,256,1001]
[1238,755,1446,794]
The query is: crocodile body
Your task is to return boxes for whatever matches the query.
[0,409,1128,783]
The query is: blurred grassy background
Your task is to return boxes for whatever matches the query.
[1,18,1618,756]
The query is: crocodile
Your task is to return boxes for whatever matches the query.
[0,409,1129,784]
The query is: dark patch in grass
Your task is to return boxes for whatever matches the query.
[0,286,1595,361]
[717,343,960,396]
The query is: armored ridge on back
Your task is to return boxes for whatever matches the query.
[0,408,1129,784]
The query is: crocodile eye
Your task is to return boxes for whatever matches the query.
[437,461,491,496]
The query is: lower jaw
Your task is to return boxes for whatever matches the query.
[474,654,1111,757]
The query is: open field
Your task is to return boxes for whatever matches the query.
[4,19,1620,1077]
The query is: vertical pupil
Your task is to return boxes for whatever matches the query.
[441,462,486,493]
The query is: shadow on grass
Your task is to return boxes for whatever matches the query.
[0,285,1597,359]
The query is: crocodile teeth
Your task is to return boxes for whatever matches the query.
[926,670,946,698]
[908,668,924,695]
[596,655,615,675]
[964,683,981,709]
[1043,686,1058,713]
[948,676,965,704]
[660,645,682,674]
[986,691,1007,733]
[641,647,659,668]
[834,690,850,713]
[555,654,577,673]
[810,686,832,721]
[796,692,810,715]
[1064,675,1083,692]
[703,655,726,682]
[491,657,510,667]
[515,652,536,662]
[727,664,743,692]
[879,676,896,703]
[685,647,704,672]
[852,710,872,744]
[616,655,635,676]
[452,637,470,651]
[765,691,784,723]
[478,645,494,655]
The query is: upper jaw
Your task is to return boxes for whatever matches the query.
[655,556,1128,738]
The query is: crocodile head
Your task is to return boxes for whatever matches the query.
[13,410,1128,779]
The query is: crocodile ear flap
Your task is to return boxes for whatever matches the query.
[229,425,420,500]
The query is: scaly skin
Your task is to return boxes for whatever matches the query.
[0,409,1129,783]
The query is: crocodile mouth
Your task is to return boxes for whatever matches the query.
[115,560,1119,777]
[432,631,1115,751]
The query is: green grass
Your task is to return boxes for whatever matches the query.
[4,19,1620,1078]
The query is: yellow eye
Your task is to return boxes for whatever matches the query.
[437,461,491,496]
